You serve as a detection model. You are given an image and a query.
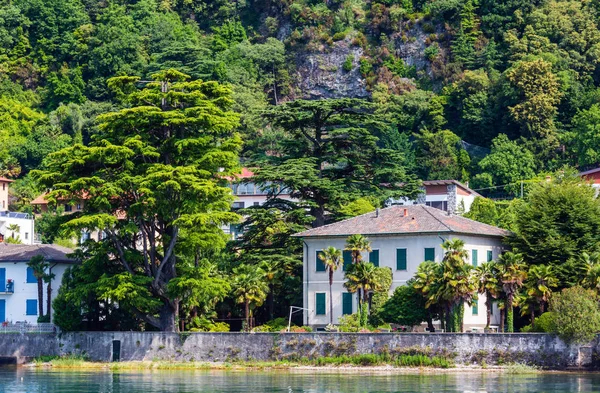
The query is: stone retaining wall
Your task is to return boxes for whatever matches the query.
[0,332,596,369]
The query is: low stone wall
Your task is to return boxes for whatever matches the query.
[0,332,596,369]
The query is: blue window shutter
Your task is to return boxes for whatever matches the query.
[369,250,379,267]
[316,251,326,272]
[472,302,478,316]
[0,268,5,292]
[342,293,353,315]
[26,267,36,283]
[316,293,326,315]
[487,250,493,262]
[396,249,407,270]
[342,250,352,271]
[0,300,5,322]
[472,250,478,267]
[26,299,37,316]
[424,248,435,261]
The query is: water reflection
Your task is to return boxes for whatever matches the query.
[0,368,600,393]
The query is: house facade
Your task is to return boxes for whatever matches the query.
[294,205,509,330]
[0,244,76,324]
[0,177,36,245]
[389,180,480,214]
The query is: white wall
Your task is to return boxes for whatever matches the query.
[303,234,504,329]
[0,216,36,245]
[0,262,69,323]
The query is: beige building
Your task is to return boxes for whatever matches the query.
[294,204,509,331]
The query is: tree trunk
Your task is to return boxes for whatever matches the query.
[37,278,44,318]
[531,308,535,328]
[507,306,514,333]
[426,311,435,332]
[245,299,250,331]
[485,296,491,329]
[445,304,453,332]
[46,279,52,321]
[540,302,545,314]
[158,301,178,332]
[267,284,274,321]
[329,270,334,325]
[500,308,505,333]
[458,302,464,333]
[312,206,326,228]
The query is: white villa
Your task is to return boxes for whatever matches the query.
[294,204,509,331]
[0,244,76,324]
[0,177,36,245]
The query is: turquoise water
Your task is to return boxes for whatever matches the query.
[1,368,600,392]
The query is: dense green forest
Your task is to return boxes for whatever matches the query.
[4,0,600,332]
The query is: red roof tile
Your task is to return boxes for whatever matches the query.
[293,205,510,238]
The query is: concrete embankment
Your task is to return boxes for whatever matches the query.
[0,332,595,369]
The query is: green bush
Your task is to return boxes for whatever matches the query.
[359,58,373,77]
[343,55,354,72]
[424,43,439,61]
[333,31,347,41]
[550,286,600,343]
[338,313,362,332]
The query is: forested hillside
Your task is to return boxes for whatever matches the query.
[4,0,600,331]
[3,0,600,199]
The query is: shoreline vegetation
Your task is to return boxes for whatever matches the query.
[26,355,543,374]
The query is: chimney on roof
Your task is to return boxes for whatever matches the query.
[375,208,380,218]
[403,208,408,217]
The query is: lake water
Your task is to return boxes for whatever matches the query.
[1,368,600,392]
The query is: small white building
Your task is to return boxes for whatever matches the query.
[0,177,36,245]
[0,244,76,324]
[294,204,509,330]
[389,180,480,214]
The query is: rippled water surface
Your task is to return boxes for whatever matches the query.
[1,368,600,392]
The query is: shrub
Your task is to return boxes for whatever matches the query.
[359,58,373,77]
[424,43,439,61]
[338,313,362,332]
[333,31,347,41]
[343,55,354,72]
[550,286,600,343]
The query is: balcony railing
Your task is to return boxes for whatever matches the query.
[0,281,14,294]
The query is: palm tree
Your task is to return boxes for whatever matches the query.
[318,247,342,324]
[344,261,383,322]
[7,224,19,239]
[344,234,372,306]
[233,265,269,330]
[476,261,501,329]
[259,260,281,320]
[412,261,442,331]
[581,252,600,294]
[345,234,371,264]
[437,239,476,332]
[498,252,527,332]
[524,265,558,325]
[27,255,48,319]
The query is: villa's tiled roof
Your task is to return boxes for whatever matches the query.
[293,205,511,238]
[0,177,13,183]
[0,244,76,263]
[422,180,481,197]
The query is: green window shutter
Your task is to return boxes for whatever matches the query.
[316,251,326,272]
[396,249,407,270]
[26,299,37,316]
[369,250,379,267]
[343,250,352,271]
[487,250,493,262]
[342,292,353,315]
[316,293,326,315]
[472,250,478,267]
[472,302,478,316]
[424,248,435,262]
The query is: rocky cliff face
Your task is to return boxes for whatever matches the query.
[294,39,368,99]
[292,23,433,99]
